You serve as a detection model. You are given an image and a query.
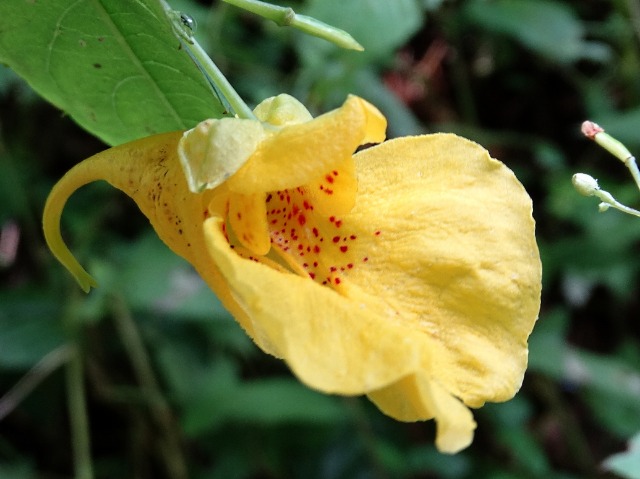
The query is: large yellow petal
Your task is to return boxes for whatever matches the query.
[341,134,542,407]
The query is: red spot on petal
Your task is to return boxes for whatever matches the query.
[314,245,321,253]
[334,277,341,285]
[324,189,334,195]
[326,174,334,184]
[335,220,342,228]
[298,214,306,226]
[347,263,353,269]
[312,227,319,237]
[236,212,242,220]
[350,235,357,240]
[332,236,340,243]
[340,246,348,253]
[309,272,316,279]
[375,230,381,236]
[266,193,273,203]
[330,266,337,272]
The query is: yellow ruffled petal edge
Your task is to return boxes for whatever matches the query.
[368,374,476,454]
[226,95,387,194]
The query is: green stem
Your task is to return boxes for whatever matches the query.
[0,345,72,420]
[185,39,257,120]
[66,345,94,479]
[624,156,640,192]
[596,189,640,218]
[111,295,188,479]
[163,4,256,120]
[627,0,640,46]
[223,0,364,51]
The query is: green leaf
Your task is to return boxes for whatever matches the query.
[603,433,640,479]
[183,376,348,436]
[301,0,422,63]
[463,0,611,64]
[0,462,35,479]
[0,0,224,146]
[0,295,66,369]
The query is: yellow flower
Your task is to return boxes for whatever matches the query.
[43,94,541,453]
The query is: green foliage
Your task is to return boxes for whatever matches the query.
[603,433,640,479]
[2,0,640,478]
[463,0,611,64]
[0,0,225,145]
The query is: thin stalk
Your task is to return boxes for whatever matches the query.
[185,39,257,120]
[163,2,256,120]
[66,345,94,479]
[222,0,363,51]
[624,156,640,192]
[0,345,73,420]
[111,294,188,479]
[627,0,640,46]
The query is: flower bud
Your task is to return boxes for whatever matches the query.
[572,173,599,197]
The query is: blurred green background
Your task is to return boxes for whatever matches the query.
[2,0,640,478]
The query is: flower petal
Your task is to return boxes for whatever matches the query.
[229,192,270,255]
[178,118,266,193]
[203,215,426,394]
[368,374,476,454]
[226,95,387,195]
[253,94,313,126]
[342,134,542,407]
[306,160,358,216]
